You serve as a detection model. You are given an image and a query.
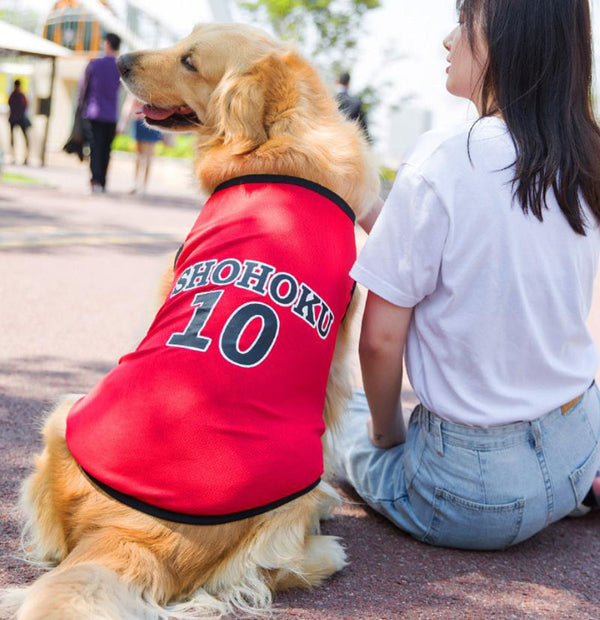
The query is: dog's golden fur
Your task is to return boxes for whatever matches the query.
[2,23,379,618]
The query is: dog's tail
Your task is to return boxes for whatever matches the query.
[0,563,165,620]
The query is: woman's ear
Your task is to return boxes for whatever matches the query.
[210,54,284,155]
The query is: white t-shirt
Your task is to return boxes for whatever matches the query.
[351,117,600,426]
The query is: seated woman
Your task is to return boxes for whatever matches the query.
[336,0,600,550]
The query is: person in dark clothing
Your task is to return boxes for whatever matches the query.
[8,79,30,165]
[336,72,371,142]
[79,33,121,193]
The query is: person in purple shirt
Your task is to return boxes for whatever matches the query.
[79,33,121,193]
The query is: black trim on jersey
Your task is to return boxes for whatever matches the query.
[82,469,321,525]
[342,281,357,322]
[213,175,356,224]
[173,243,184,269]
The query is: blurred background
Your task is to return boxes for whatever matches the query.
[2,0,600,170]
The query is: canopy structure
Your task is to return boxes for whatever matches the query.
[0,20,72,166]
[0,20,73,58]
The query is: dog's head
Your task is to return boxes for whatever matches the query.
[117,23,379,212]
[117,24,292,152]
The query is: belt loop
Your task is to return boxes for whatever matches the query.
[432,415,444,456]
[531,419,543,451]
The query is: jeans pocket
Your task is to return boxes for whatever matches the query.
[423,488,525,550]
[569,437,600,506]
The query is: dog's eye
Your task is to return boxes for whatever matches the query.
[181,54,197,73]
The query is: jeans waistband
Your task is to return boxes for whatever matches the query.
[418,382,595,452]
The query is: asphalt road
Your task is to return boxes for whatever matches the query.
[1,152,600,618]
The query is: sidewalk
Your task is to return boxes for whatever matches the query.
[1,152,600,618]
[1,147,200,198]
[0,150,201,250]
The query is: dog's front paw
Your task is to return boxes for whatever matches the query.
[301,535,347,585]
[271,534,347,592]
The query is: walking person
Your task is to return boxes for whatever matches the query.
[118,96,163,195]
[335,0,600,550]
[336,72,370,142]
[79,32,121,193]
[8,79,31,165]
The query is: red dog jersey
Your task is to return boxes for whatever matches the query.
[66,175,356,524]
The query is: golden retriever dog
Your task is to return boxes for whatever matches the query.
[2,23,379,619]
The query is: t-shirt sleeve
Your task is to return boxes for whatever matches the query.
[350,163,449,308]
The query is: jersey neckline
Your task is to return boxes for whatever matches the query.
[212,174,356,224]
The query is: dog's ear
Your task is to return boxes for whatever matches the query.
[210,53,286,155]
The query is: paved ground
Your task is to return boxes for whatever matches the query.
[1,151,600,618]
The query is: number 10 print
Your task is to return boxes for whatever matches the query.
[167,290,280,368]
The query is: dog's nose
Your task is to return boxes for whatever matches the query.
[117,53,136,78]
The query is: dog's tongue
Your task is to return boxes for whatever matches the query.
[142,104,194,120]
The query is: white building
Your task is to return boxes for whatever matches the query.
[0,0,232,160]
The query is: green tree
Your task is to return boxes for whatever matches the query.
[238,0,381,72]
[0,6,44,34]
[238,0,407,147]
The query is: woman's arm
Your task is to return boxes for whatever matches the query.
[359,290,413,448]
[357,196,383,234]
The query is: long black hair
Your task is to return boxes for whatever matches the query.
[459,0,600,235]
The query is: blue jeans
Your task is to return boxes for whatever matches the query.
[334,383,600,550]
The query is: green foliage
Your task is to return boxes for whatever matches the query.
[0,7,44,33]
[112,134,136,153]
[1,171,45,185]
[378,165,397,184]
[237,0,388,124]
[112,133,196,159]
[154,135,196,159]
[238,0,381,69]
[357,84,378,114]
[378,165,397,199]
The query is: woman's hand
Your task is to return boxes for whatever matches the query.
[367,414,406,449]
